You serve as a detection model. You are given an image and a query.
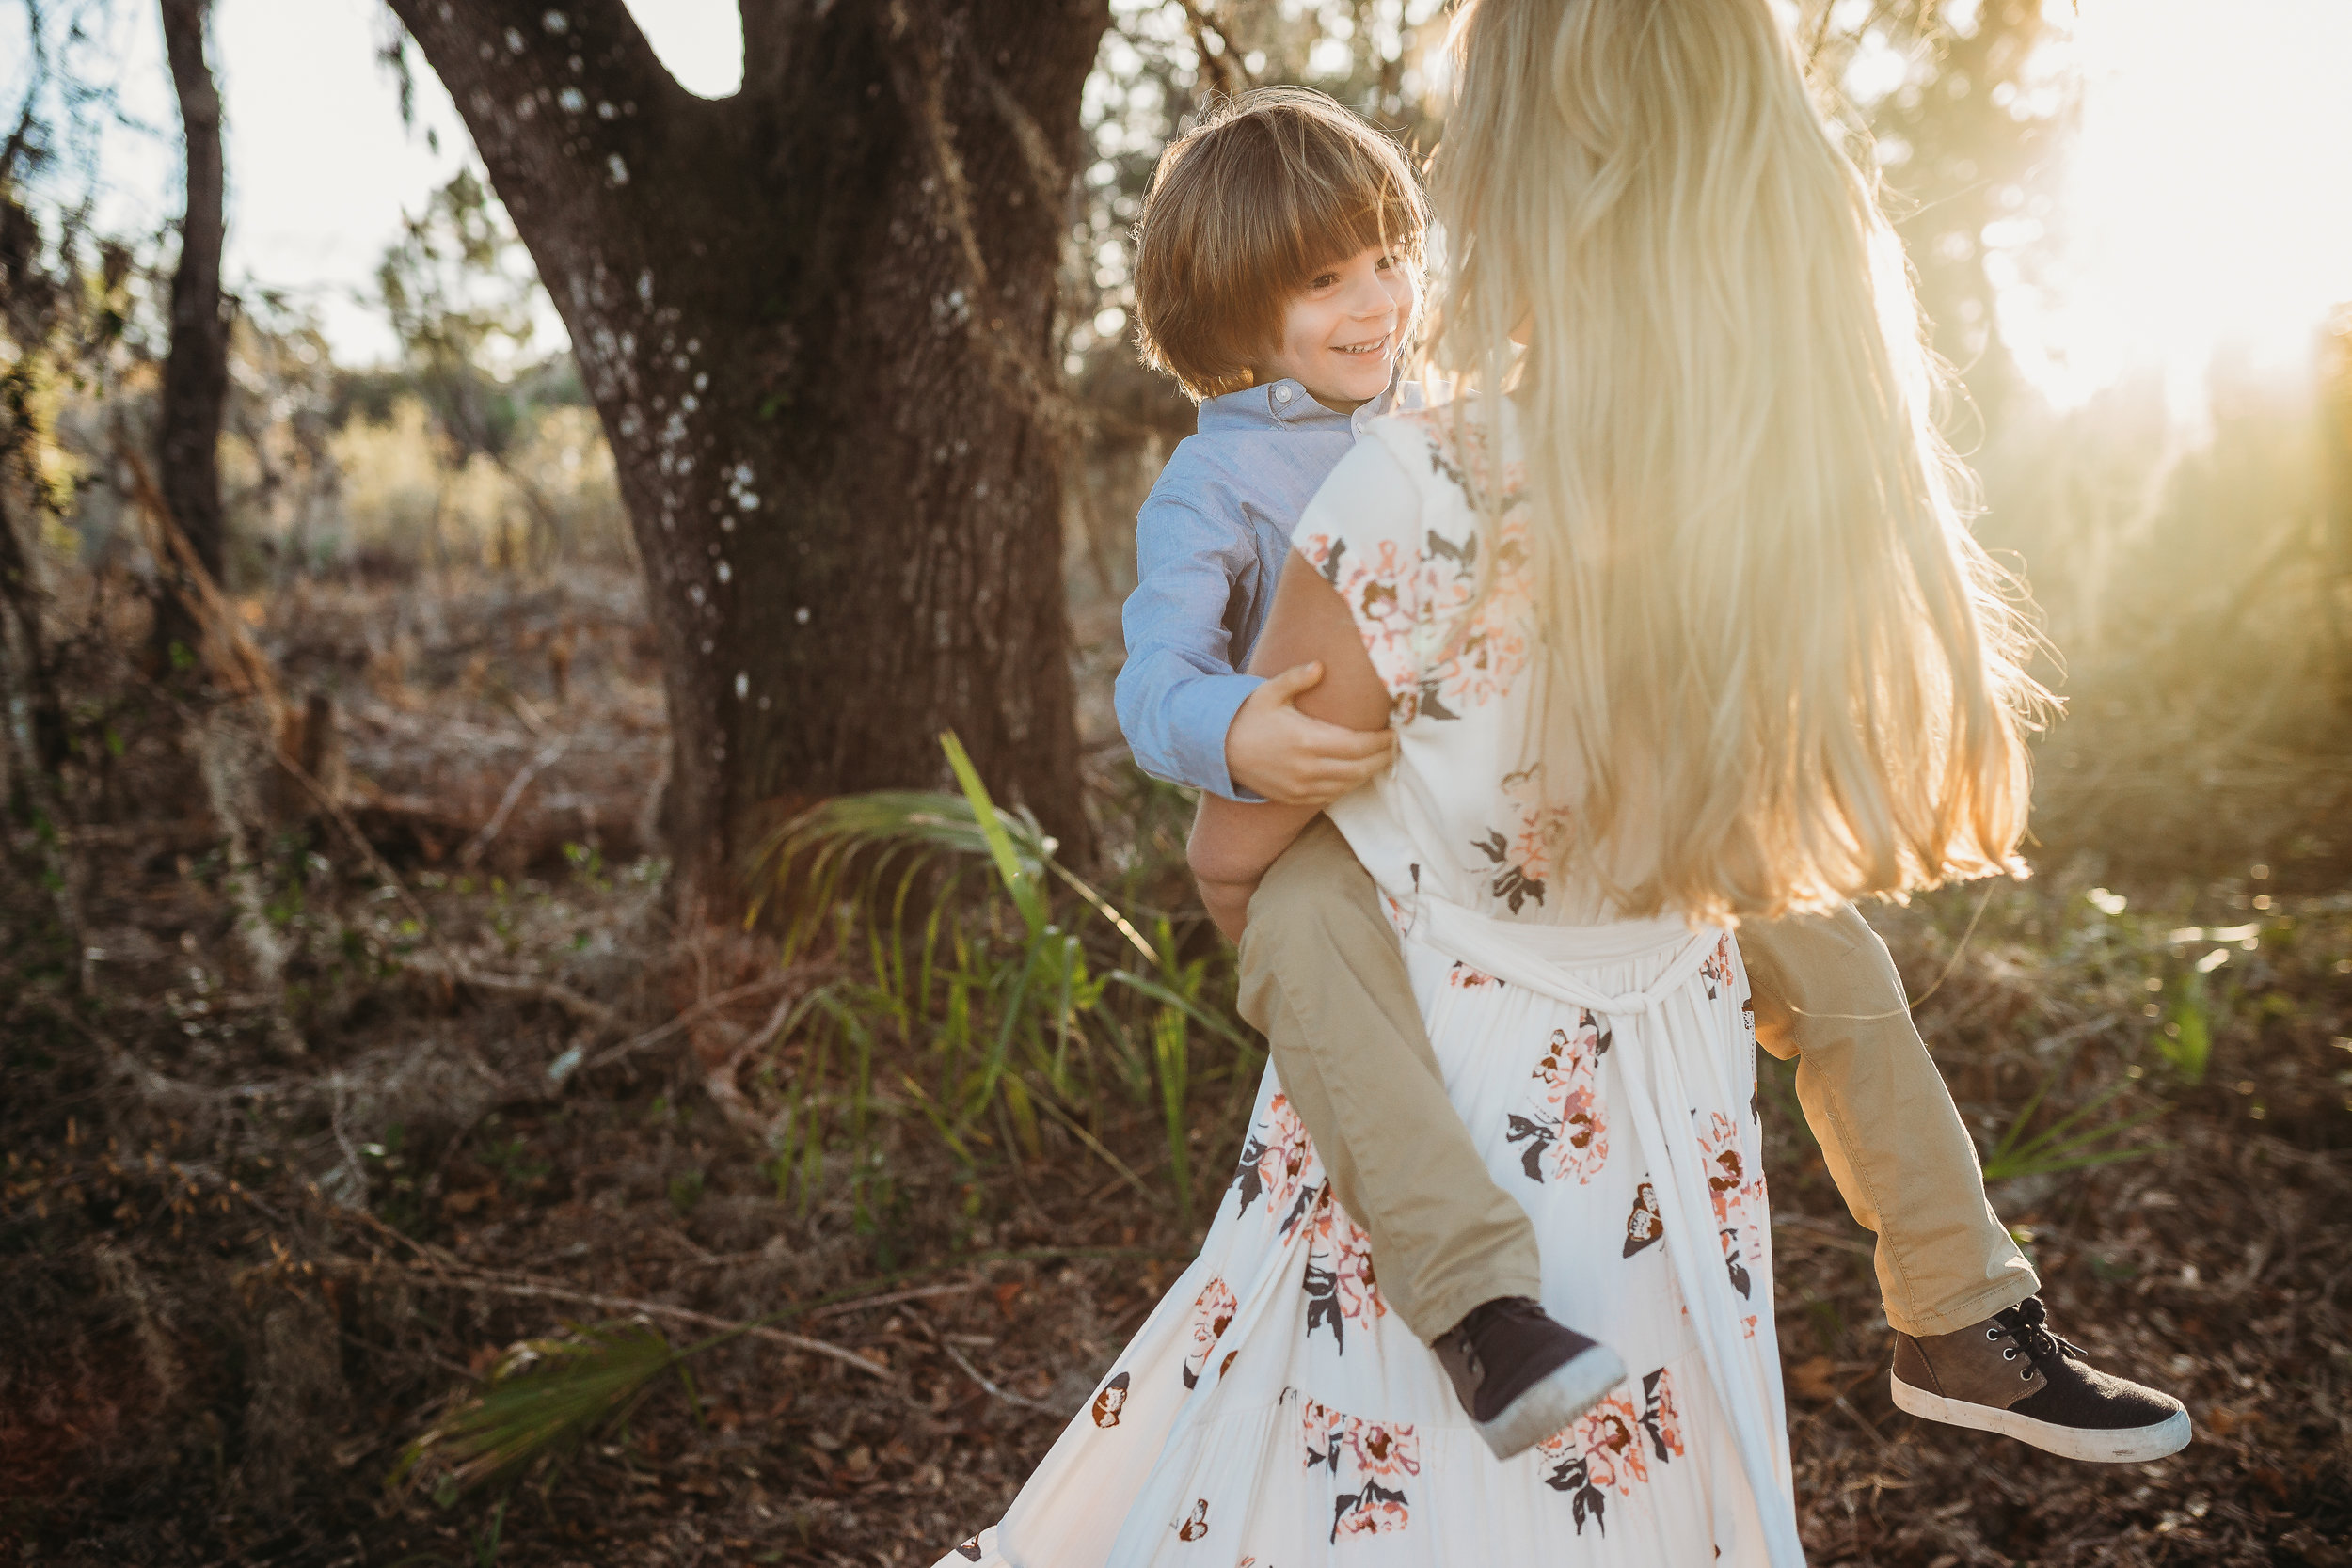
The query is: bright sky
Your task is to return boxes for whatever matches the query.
[24,0,744,361]
[2004,0,2352,413]
[19,0,2352,409]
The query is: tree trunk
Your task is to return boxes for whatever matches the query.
[154,0,230,666]
[387,0,1103,912]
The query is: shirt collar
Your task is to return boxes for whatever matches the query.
[1197,372,1418,436]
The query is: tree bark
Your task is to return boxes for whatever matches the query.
[386,0,1103,912]
[154,0,230,665]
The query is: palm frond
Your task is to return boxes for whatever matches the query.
[390,1319,680,1502]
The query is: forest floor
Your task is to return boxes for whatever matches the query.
[4,566,2349,1568]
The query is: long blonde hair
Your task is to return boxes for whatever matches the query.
[1425,0,2046,923]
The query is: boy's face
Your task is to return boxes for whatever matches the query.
[1254,243,1417,414]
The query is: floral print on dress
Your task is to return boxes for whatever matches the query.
[1446,959,1503,990]
[1506,1010,1613,1184]
[1295,533,1429,721]
[1412,531,1531,718]
[1295,409,1534,730]
[1301,1193,1386,1351]
[1182,1277,1238,1389]
[1622,1180,1664,1258]
[1232,1094,1322,1239]
[1303,1398,1419,1542]
[1091,1370,1131,1427]
[1537,1367,1686,1536]
[1701,1112,1767,1328]
[1469,763,1566,915]
[1407,404,1526,523]
[1697,933,1737,1001]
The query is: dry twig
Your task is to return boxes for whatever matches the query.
[460,736,570,869]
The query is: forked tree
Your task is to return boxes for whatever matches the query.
[385,0,1105,909]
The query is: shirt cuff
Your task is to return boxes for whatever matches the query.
[1171,672,1266,802]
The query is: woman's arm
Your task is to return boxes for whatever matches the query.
[1187,550,1394,940]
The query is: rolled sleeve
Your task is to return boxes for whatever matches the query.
[1162,671,1263,800]
[1116,496,1268,800]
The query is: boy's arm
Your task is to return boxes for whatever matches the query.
[1114,494,1265,800]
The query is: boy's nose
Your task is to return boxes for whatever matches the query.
[1343,277,1395,318]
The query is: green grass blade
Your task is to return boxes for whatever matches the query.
[940,731,1049,935]
[1154,1004,1194,1232]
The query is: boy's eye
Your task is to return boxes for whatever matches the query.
[1375,255,1394,271]
[1310,273,1340,290]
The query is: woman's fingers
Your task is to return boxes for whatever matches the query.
[1297,715,1393,759]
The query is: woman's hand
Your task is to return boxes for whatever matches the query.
[1224,661,1396,805]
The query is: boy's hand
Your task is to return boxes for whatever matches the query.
[1224,662,1394,806]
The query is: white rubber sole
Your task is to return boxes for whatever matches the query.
[1473,1344,1629,1461]
[1890,1373,2191,1463]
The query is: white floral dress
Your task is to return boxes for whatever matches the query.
[934,404,1804,1568]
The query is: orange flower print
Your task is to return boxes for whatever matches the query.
[1302,1194,1387,1351]
[1295,532,1424,720]
[1471,764,1565,915]
[1336,1497,1411,1538]
[1182,1277,1237,1390]
[1506,1010,1612,1185]
[1400,405,1527,517]
[1091,1370,1131,1427]
[1538,1368,1683,1536]
[1697,932,1738,1002]
[1447,960,1503,990]
[1345,1418,1421,1481]
[1177,1497,1210,1540]
[1296,420,1534,728]
[1303,1399,1418,1542]
[1700,1111,1766,1315]
[1232,1094,1322,1239]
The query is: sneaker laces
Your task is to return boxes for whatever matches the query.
[1991,1296,2088,1377]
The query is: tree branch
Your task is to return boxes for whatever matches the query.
[384,0,688,238]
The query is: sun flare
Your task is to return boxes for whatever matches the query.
[2003,0,2352,412]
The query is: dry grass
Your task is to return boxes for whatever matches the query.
[3,559,2346,1568]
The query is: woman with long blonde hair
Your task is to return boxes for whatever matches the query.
[927,3,2158,1564]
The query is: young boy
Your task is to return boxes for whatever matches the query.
[1116,87,2186,1465]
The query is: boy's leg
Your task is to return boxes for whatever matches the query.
[1236,816,1542,1345]
[1738,904,2038,1337]
[1744,905,2189,1463]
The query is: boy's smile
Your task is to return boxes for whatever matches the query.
[1253,244,1418,415]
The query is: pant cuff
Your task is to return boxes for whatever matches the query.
[1885,1271,2042,1338]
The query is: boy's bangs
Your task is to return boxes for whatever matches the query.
[1263,151,1423,290]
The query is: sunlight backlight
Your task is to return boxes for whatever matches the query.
[627,0,743,100]
[2005,0,2352,414]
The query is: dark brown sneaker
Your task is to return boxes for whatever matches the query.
[1435,1296,1627,1460]
[1890,1295,2190,1463]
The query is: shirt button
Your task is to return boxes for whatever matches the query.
[1274,386,1294,404]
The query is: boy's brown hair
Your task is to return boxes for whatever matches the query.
[1133,87,1428,403]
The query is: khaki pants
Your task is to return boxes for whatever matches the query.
[1236,816,2039,1345]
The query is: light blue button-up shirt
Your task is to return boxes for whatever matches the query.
[1115,375,1422,800]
